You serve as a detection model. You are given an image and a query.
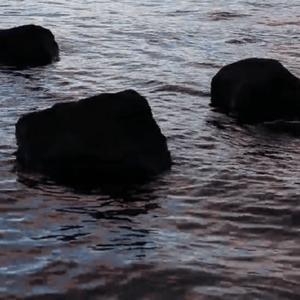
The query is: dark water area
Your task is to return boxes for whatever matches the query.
[1,1,300,299]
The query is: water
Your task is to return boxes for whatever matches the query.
[1,1,300,299]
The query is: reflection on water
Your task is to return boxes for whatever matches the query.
[1,0,300,299]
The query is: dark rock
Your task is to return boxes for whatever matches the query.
[15,90,171,186]
[0,24,59,68]
[210,58,300,123]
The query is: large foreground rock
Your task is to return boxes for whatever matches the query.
[0,24,59,67]
[16,90,171,185]
[210,58,300,123]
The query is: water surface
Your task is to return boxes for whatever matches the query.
[0,1,300,299]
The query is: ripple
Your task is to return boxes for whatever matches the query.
[153,84,210,97]
[208,11,250,21]
[226,36,261,44]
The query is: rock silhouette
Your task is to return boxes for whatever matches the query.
[210,58,300,123]
[16,90,171,186]
[0,24,59,67]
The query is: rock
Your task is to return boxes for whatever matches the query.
[0,24,59,67]
[15,90,172,186]
[210,58,300,123]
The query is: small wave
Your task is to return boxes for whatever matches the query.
[208,11,250,21]
[166,9,199,17]
[259,20,300,27]
[153,84,210,97]
[226,37,261,44]
[188,61,223,69]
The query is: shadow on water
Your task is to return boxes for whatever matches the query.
[14,168,170,255]
[16,166,172,199]
[24,264,223,300]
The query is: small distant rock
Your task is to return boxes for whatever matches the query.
[0,24,59,68]
[15,90,171,186]
[210,58,300,123]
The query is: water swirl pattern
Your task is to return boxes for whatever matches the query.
[0,1,300,299]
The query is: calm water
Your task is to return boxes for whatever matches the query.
[1,1,300,299]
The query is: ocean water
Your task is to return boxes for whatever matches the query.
[0,1,300,299]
